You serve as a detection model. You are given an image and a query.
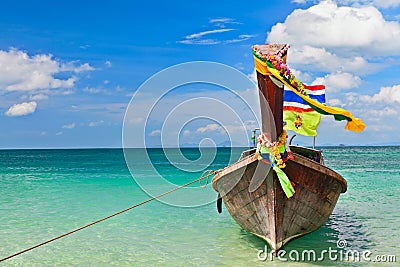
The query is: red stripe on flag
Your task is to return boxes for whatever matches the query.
[283,106,314,112]
[303,84,325,91]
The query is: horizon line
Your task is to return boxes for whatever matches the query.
[1,144,400,150]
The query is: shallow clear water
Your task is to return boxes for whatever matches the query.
[0,147,399,266]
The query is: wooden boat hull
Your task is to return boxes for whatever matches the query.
[212,148,347,251]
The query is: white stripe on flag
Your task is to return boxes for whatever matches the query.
[284,87,325,96]
[307,90,325,96]
[283,101,310,109]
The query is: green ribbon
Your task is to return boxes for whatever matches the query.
[258,141,295,198]
[273,165,295,198]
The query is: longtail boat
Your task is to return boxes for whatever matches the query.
[212,44,365,252]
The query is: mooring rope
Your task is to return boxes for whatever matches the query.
[199,169,220,188]
[0,170,220,263]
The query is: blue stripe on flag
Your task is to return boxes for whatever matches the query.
[284,90,325,105]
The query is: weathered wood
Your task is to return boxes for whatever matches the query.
[211,44,347,252]
[257,72,284,138]
[212,149,346,251]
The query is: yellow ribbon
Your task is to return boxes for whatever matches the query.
[254,56,366,133]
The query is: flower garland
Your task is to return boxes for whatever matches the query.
[257,129,288,169]
[257,129,296,198]
[252,44,289,60]
[252,45,307,96]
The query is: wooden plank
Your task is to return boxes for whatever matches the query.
[213,147,346,251]
[212,44,346,252]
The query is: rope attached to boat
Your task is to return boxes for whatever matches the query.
[0,169,220,263]
[199,169,221,188]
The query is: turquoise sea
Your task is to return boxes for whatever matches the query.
[0,147,399,266]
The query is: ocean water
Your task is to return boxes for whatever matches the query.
[0,147,399,266]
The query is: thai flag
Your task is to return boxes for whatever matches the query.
[283,84,326,136]
[284,84,326,112]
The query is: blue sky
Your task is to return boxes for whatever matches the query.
[1,0,399,148]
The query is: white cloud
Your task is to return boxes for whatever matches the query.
[337,0,400,9]
[177,17,257,45]
[209,17,242,29]
[291,0,400,9]
[193,122,254,139]
[209,17,240,24]
[56,131,63,136]
[366,124,394,132]
[62,123,76,129]
[225,34,257,44]
[5,101,37,117]
[265,0,400,142]
[128,117,144,125]
[179,30,257,45]
[60,89,75,95]
[178,28,237,45]
[64,62,94,72]
[288,45,369,73]
[209,18,231,23]
[196,123,223,133]
[69,103,127,118]
[372,0,400,8]
[105,60,112,67]
[0,48,93,92]
[30,93,49,101]
[178,39,221,45]
[185,29,234,40]
[312,72,361,92]
[290,68,313,82]
[360,84,400,103]
[88,120,104,127]
[247,69,257,84]
[267,1,400,67]
[291,0,308,3]
[326,98,343,106]
[269,1,400,54]
[178,17,256,45]
[83,87,107,94]
[149,129,161,136]
[369,106,398,116]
